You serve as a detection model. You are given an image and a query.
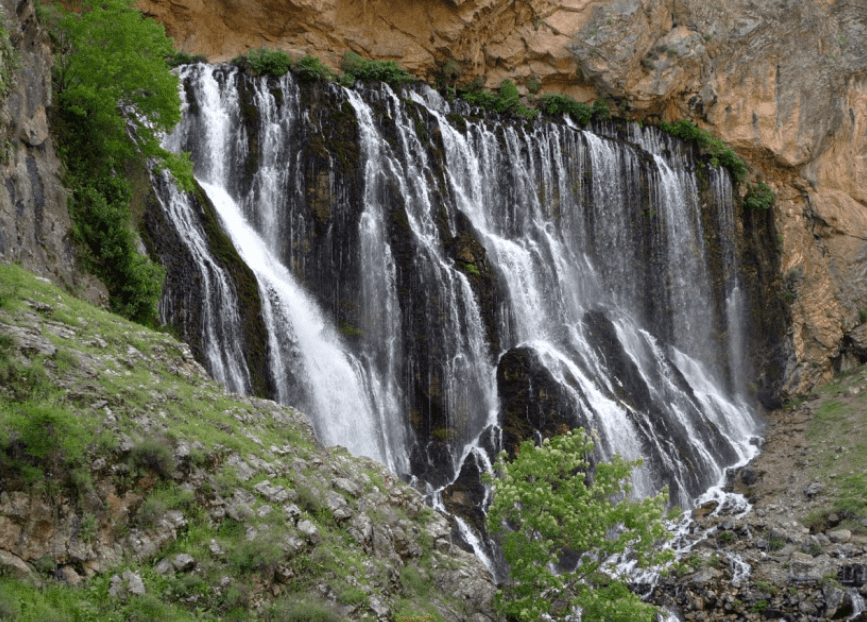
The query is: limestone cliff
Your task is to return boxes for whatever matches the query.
[139,0,867,396]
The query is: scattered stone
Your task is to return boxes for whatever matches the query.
[225,454,255,481]
[124,570,146,595]
[109,574,123,597]
[283,504,302,521]
[368,595,389,618]
[804,481,824,497]
[172,553,196,572]
[154,559,174,575]
[285,535,305,555]
[60,565,81,585]
[253,480,293,504]
[208,539,224,557]
[829,529,852,544]
[297,519,321,545]
[333,477,363,498]
[325,491,352,522]
[0,550,32,579]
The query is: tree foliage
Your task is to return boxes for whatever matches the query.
[44,0,192,326]
[51,0,190,185]
[485,429,672,622]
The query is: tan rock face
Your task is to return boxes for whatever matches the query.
[142,0,867,395]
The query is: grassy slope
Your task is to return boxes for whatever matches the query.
[739,362,867,533]
[0,262,487,622]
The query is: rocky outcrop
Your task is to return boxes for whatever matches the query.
[650,502,867,621]
[0,264,498,621]
[0,0,103,303]
[139,0,867,396]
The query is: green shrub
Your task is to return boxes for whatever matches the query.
[592,98,611,120]
[338,320,363,337]
[436,59,462,91]
[458,262,480,276]
[230,537,285,576]
[752,599,769,613]
[0,14,19,109]
[136,495,167,528]
[336,586,368,606]
[234,47,293,77]
[129,438,175,479]
[525,77,542,95]
[341,51,416,85]
[538,93,594,125]
[460,79,537,118]
[497,79,519,112]
[0,354,50,401]
[294,55,334,83]
[2,404,86,475]
[743,181,776,210]
[657,119,748,184]
[399,565,430,597]
[165,50,208,67]
[461,89,500,110]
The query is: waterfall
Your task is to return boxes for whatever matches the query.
[151,63,761,513]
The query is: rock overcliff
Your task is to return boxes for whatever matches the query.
[0,0,104,304]
[139,0,867,397]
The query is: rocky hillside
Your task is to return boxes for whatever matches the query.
[647,364,867,620]
[138,0,867,397]
[0,262,497,621]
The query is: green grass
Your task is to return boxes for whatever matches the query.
[797,364,867,525]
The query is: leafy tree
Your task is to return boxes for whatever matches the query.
[43,0,193,326]
[485,429,672,622]
[51,0,191,187]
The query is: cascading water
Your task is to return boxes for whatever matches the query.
[151,63,762,521]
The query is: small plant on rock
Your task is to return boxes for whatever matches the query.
[166,50,208,67]
[743,181,776,211]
